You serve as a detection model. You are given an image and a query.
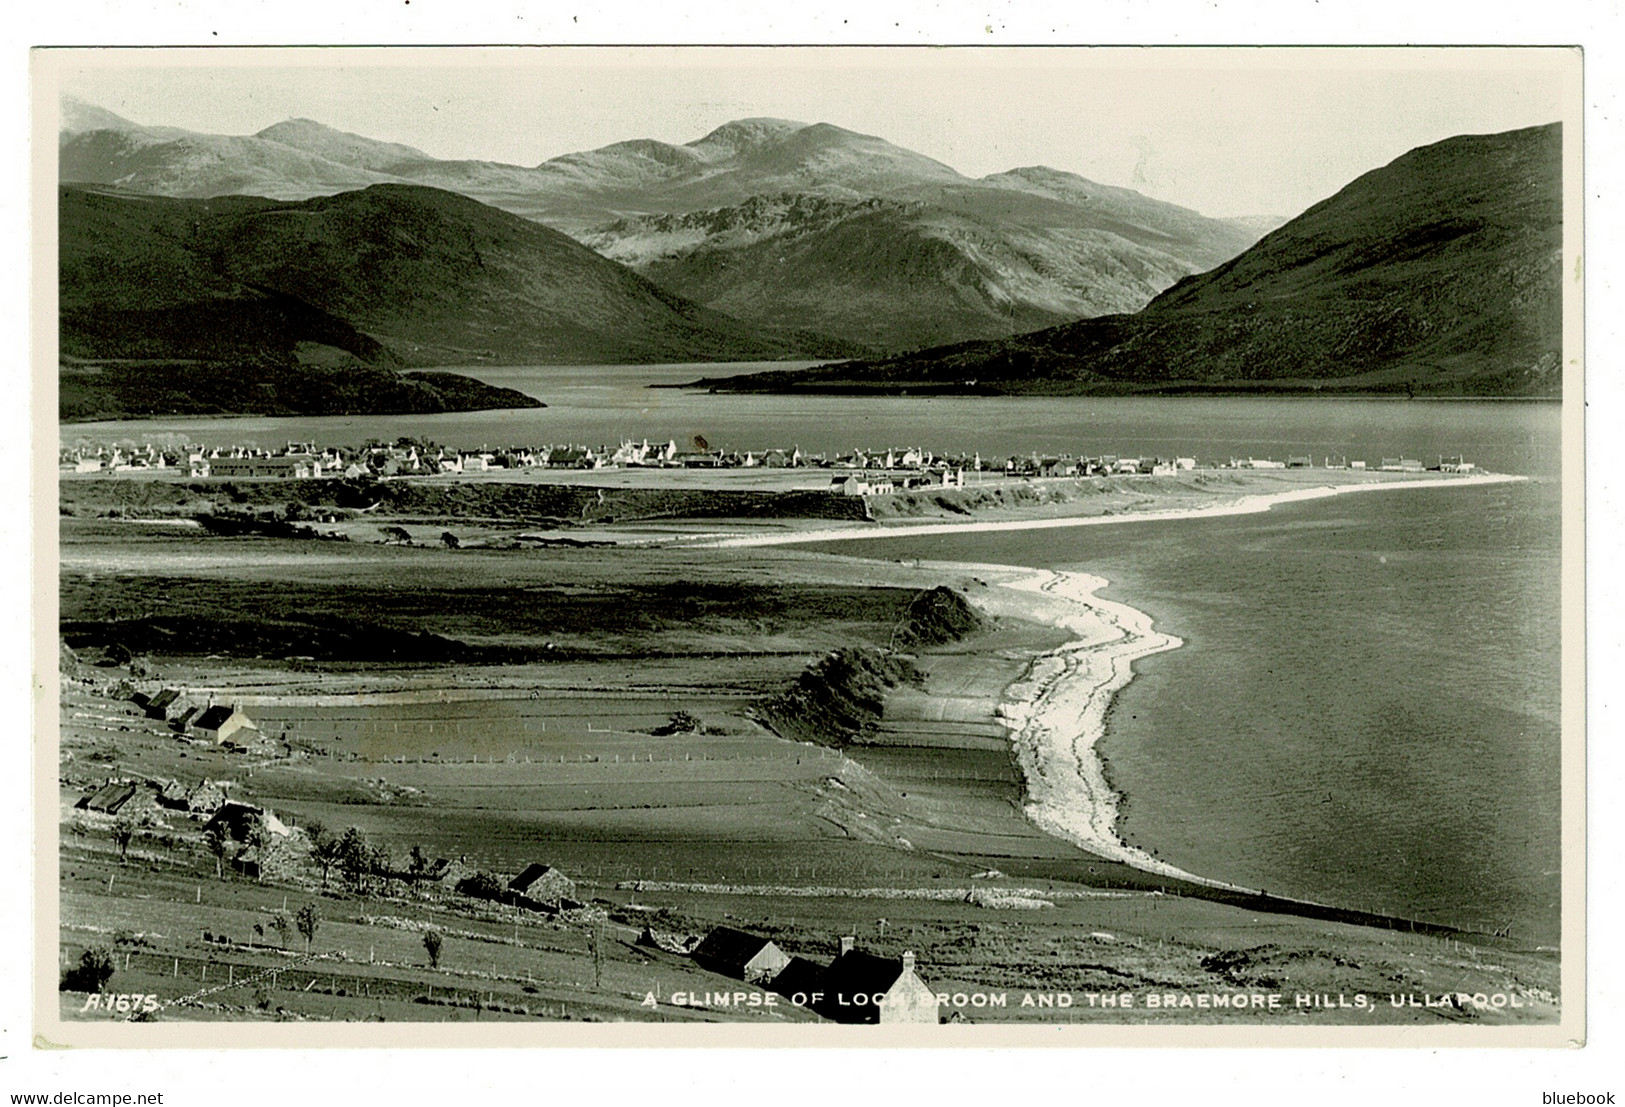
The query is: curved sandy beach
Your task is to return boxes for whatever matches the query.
[942,562,1248,890]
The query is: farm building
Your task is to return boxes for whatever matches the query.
[508,863,576,907]
[769,956,828,1004]
[814,938,941,1024]
[155,779,191,809]
[691,926,792,984]
[77,781,137,815]
[230,832,305,880]
[143,689,195,723]
[185,779,228,814]
[192,705,257,744]
[205,801,290,844]
[425,856,479,889]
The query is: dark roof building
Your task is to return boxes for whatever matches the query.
[156,779,191,809]
[769,956,828,1005]
[77,781,137,814]
[691,926,792,984]
[204,801,289,843]
[426,856,479,888]
[192,705,256,743]
[144,688,194,722]
[508,863,577,907]
[814,938,941,1024]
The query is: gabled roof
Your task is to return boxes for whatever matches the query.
[769,955,826,1000]
[819,949,907,1000]
[79,781,137,813]
[691,926,779,975]
[193,705,242,731]
[204,801,264,841]
[508,862,570,895]
[147,689,183,711]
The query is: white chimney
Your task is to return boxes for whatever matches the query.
[902,950,916,973]
[839,936,855,956]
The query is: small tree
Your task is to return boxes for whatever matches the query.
[440,531,460,550]
[203,823,229,879]
[422,928,443,970]
[294,902,320,952]
[244,819,273,882]
[110,816,136,864]
[337,827,371,891]
[270,912,291,950]
[408,844,428,875]
[380,525,413,545]
[307,821,343,889]
[369,842,393,878]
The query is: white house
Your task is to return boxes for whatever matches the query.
[192,705,257,744]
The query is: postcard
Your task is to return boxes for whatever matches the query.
[33,44,1584,1050]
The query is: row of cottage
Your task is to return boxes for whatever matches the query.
[62,439,1480,481]
[63,440,978,478]
[677,925,940,1024]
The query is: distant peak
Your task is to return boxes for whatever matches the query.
[989,165,1096,187]
[59,95,144,135]
[1002,165,1070,179]
[688,117,810,151]
[257,117,359,140]
[254,117,431,164]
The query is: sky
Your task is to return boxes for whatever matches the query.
[46,46,1575,218]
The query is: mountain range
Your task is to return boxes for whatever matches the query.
[60,101,1277,354]
[59,182,843,420]
[694,123,1564,398]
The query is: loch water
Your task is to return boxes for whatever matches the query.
[818,475,1563,946]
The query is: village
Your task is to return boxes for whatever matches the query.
[58,436,1480,490]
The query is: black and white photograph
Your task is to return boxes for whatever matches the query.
[22,32,1601,1079]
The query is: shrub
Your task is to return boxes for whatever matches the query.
[454,871,505,901]
[651,710,701,736]
[60,947,115,993]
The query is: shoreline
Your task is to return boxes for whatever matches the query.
[716,472,1527,903]
[934,561,1250,892]
[694,471,1528,549]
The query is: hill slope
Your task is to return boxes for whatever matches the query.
[59,182,850,418]
[697,124,1563,396]
[61,183,839,366]
[61,107,1271,355]
[581,184,1262,351]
